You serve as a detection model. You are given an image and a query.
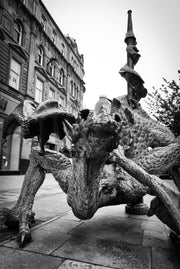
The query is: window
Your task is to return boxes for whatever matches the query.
[37,46,44,66]
[70,81,73,96]
[41,14,47,31]
[61,43,65,55]
[52,30,57,44]
[49,88,55,100]
[35,78,43,103]
[59,68,64,86]
[59,96,65,107]
[14,20,23,45]
[49,62,55,77]
[9,58,21,90]
[74,83,76,97]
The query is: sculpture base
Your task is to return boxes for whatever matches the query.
[125,197,149,215]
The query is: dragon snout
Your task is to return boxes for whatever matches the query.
[67,192,98,220]
[71,207,96,220]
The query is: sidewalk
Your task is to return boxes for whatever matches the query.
[0,183,180,268]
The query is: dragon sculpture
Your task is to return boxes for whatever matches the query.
[0,10,180,248]
[0,94,180,247]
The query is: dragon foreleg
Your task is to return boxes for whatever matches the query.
[113,146,180,237]
[0,147,71,247]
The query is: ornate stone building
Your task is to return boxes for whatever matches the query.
[0,0,85,174]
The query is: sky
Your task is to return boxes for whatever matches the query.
[42,0,180,110]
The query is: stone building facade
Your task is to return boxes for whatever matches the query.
[0,0,85,174]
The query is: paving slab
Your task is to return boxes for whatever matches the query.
[151,247,174,269]
[4,229,71,255]
[143,229,170,249]
[69,215,143,245]
[0,246,63,269]
[94,203,158,222]
[4,217,83,254]
[52,235,151,269]
[60,211,83,222]
[32,192,71,221]
[57,260,115,269]
[1,177,180,269]
[139,218,167,232]
[38,217,83,233]
[93,204,129,218]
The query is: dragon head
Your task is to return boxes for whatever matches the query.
[67,98,122,219]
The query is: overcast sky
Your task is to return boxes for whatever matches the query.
[42,0,180,110]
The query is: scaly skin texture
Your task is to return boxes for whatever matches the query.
[1,95,180,246]
[112,96,180,176]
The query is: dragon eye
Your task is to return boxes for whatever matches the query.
[114,114,121,122]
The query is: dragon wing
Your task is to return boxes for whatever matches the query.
[2,100,36,142]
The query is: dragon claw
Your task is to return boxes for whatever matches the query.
[17,230,32,248]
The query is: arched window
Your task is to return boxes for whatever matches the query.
[73,82,76,97]
[14,20,23,45]
[59,68,64,86]
[49,62,55,77]
[37,46,44,66]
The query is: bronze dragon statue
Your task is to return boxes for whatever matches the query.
[0,92,180,247]
[1,9,180,248]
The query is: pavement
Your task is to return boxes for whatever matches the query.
[0,174,180,269]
